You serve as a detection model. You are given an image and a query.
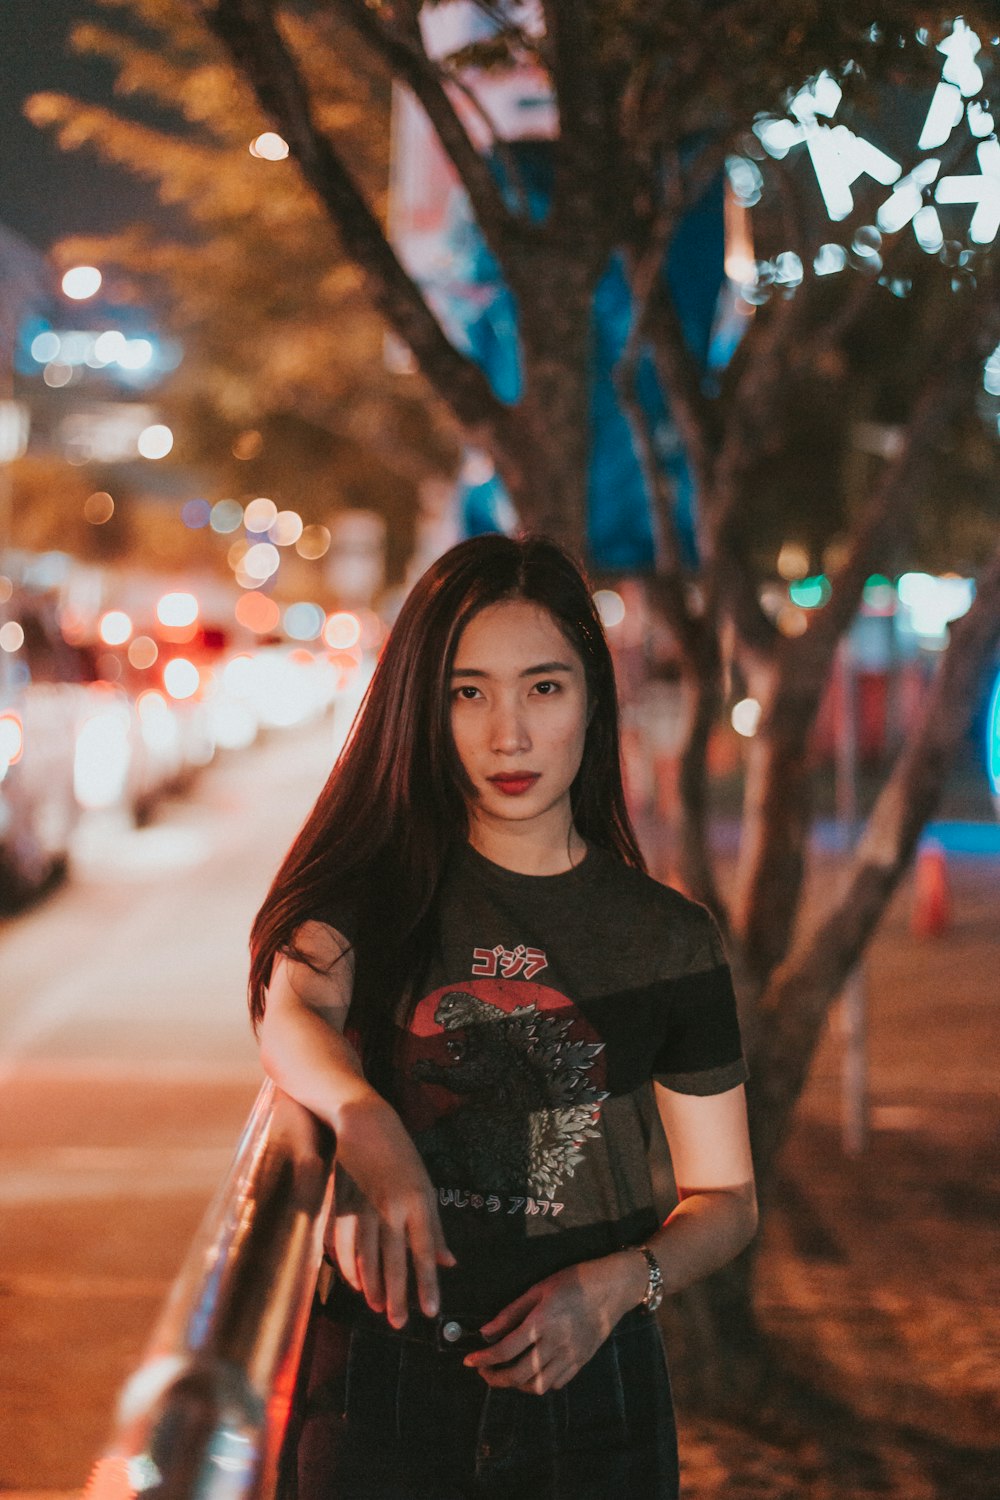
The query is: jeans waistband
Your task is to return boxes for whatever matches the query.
[326,1278,492,1355]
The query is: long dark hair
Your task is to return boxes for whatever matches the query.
[249,533,645,1083]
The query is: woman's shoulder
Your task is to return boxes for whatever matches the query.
[594,854,726,969]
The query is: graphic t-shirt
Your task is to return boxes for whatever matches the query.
[335,842,747,1322]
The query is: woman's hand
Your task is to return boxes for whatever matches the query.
[462,1250,646,1395]
[328,1094,456,1328]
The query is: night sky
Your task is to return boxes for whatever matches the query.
[3,0,165,252]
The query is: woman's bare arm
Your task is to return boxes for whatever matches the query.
[258,920,369,1126]
[258,921,454,1324]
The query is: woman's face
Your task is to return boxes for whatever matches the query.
[449,599,590,846]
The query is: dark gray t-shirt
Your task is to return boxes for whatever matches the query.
[339,842,747,1320]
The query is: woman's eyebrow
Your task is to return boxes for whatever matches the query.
[450,661,574,678]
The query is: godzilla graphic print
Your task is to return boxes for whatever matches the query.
[399,980,609,1201]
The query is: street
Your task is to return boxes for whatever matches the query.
[0,718,338,1491]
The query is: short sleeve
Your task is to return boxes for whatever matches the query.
[651,913,748,1096]
[302,896,358,950]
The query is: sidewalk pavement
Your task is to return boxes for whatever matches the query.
[673,839,999,1499]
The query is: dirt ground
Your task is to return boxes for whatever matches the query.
[672,850,999,1499]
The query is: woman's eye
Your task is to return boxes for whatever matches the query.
[532,680,560,696]
[452,685,481,701]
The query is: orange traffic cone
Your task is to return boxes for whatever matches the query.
[911,839,952,938]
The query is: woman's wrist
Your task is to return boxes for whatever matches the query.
[596,1246,653,1319]
[327,1082,389,1138]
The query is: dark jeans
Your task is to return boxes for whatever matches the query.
[297,1295,678,1499]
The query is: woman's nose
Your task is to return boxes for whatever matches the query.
[490,702,530,754]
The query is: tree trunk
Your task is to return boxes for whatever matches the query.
[674,658,726,920]
[496,270,595,556]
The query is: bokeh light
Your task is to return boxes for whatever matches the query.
[157,592,199,628]
[0,577,12,604]
[593,589,626,628]
[227,538,250,571]
[118,338,154,371]
[250,132,290,160]
[235,592,281,634]
[284,601,325,641]
[30,331,60,363]
[270,510,304,547]
[0,712,24,768]
[128,636,159,670]
[243,542,281,581]
[777,605,809,638]
[324,611,362,649]
[244,497,278,534]
[163,658,200,700]
[777,542,810,581]
[84,491,115,525]
[223,655,255,696]
[73,702,131,808]
[232,429,263,460]
[43,362,73,389]
[789,575,831,609]
[731,698,763,737]
[62,265,102,300]
[99,610,132,646]
[138,424,174,460]
[296,524,331,560]
[182,499,211,529]
[0,622,25,653]
[93,330,127,364]
[211,500,244,534]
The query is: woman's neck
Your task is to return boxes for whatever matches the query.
[466,812,588,876]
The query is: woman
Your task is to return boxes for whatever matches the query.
[250,533,756,1499]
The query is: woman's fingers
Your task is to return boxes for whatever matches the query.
[331,1212,360,1291]
[433,1212,458,1268]
[381,1221,410,1328]
[355,1208,384,1312]
[406,1199,455,1318]
[464,1319,538,1373]
[476,1345,565,1393]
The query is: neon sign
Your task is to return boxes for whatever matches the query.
[754,20,1000,247]
[987,668,1000,800]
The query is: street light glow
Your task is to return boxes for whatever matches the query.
[593,589,626,628]
[250,132,290,160]
[118,338,155,371]
[0,622,25,653]
[244,497,278,533]
[157,592,199,628]
[732,698,763,737]
[30,331,61,363]
[62,265,103,300]
[138,424,174,460]
[99,611,133,646]
[163,658,200,700]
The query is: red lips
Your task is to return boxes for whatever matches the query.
[487,774,540,796]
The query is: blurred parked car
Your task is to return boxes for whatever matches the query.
[0,595,91,908]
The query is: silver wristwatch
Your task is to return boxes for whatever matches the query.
[637,1243,664,1312]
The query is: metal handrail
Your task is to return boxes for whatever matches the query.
[83,1079,334,1500]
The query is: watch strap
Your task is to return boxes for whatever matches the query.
[637,1242,664,1312]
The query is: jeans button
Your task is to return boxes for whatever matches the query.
[442,1319,463,1343]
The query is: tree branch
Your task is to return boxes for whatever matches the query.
[203,0,507,436]
[540,0,616,251]
[330,0,524,275]
[615,345,729,925]
[808,284,999,661]
[748,539,1000,1183]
